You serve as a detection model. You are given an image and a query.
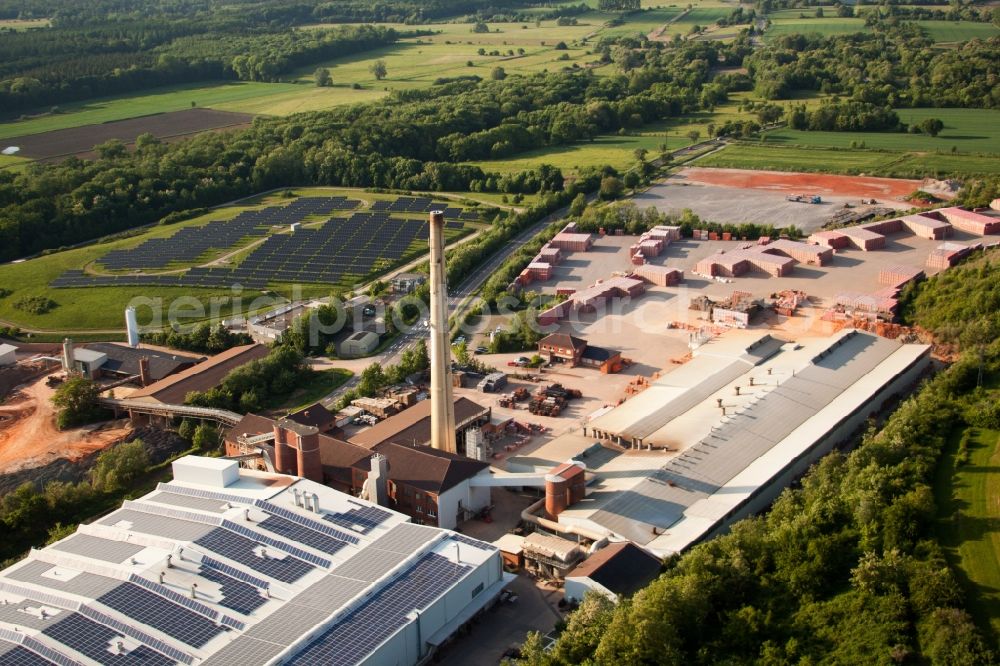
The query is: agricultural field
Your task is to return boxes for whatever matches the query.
[0,188,492,332]
[698,142,1000,178]
[765,17,870,39]
[916,20,1000,42]
[0,17,50,30]
[2,109,253,161]
[763,108,1000,154]
[0,82,382,141]
[934,424,1000,642]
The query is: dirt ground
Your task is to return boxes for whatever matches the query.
[681,167,926,199]
[3,108,253,161]
[635,167,935,233]
[0,372,131,475]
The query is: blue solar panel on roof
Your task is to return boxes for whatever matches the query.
[255,500,360,544]
[195,528,314,584]
[197,566,267,616]
[221,520,331,567]
[287,554,470,666]
[42,612,176,666]
[95,584,224,649]
[0,643,53,666]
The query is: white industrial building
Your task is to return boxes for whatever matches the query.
[507,329,931,558]
[0,343,16,367]
[0,456,507,666]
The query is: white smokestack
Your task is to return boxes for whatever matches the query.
[428,210,457,454]
[125,306,140,348]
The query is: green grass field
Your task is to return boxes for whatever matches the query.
[697,142,1000,178]
[765,17,870,39]
[763,108,1000,154]
[0,187,491,331]
[934,424,1000,644]
[917,20,1000,42]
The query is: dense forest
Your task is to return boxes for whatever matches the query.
[0,0,523,113]
[516,251,1000,665]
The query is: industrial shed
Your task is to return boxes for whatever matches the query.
[339,330,379,358]
[563,330,930,557]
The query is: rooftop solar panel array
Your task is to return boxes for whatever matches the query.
[194,528,314,584]
[197,566,268,616]
[0,642,54,666]
[322,502,393,535]
[42,612,175,666]
[95,584,225,648]
[287,553,469,666]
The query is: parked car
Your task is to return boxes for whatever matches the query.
[475,346,489,354]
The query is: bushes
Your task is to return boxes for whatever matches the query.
[12,295,56,314]
[142,322,253,354]
[185,346,307,412]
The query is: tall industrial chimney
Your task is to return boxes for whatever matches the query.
[428,210,457,454]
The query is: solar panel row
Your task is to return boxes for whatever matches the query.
[287,553,470,666]
[323,503,393,535]
[95,584,225,649]
[95,197,359,271]
[195,529,314,585]
[50,198,468,290]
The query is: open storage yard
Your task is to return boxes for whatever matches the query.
[635,167,928,232]
[1,108,253,162]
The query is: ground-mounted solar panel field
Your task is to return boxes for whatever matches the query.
[49,195,482,292]
[0,188,498,331]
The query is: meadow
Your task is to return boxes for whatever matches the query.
[0,82,385,140]
[696,142,1000,178]
[763,108,1000,154]
[465,98,751,174]
[765,17,870,40]
[916,20,999,42]
[0,18,50,30]
[0,187,493,331]
[934,425,1000,643]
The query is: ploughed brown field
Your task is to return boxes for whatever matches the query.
[2,108,253,161]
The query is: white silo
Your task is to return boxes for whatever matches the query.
[125,306,140,348]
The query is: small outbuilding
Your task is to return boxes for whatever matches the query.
[564,542,662,603]
[0,343,16,367]
[340,330,379,358]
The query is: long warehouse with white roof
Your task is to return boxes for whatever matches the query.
[0,456,506,666]
[510,329,931,558]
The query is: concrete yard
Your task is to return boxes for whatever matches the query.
[635,175,915,234]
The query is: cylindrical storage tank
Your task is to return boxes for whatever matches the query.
[297,431,322,483]
[273,425,294,475]
[545,476,569,518]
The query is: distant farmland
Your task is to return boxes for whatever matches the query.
[1,108,253,162]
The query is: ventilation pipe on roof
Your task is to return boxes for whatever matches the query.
[243,508,251,522]
[302,493,311,512]
[734,386,740,396]
[312,493,320,513]
[165,554,172,569]
[716,398,723,408]
[190,583,198,600]
[158,571,165,585]
[749,377,755,386]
